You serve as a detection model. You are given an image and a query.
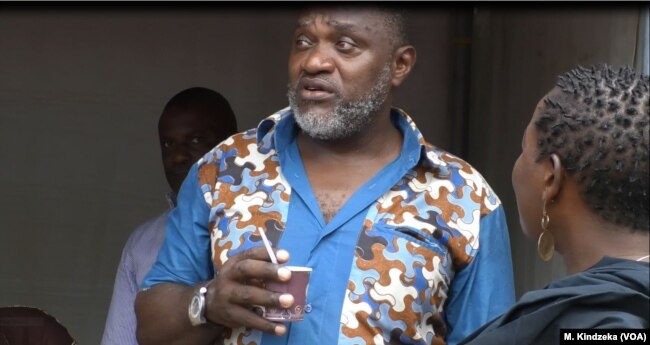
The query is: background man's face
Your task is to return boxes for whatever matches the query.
[159,109,222,194]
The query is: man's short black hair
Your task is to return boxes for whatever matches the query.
[375,6,410,49]
[161,87,237,141]
[535,64,649,232]
[299,5,410,50]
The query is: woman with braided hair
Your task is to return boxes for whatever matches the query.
[461,64,649,345]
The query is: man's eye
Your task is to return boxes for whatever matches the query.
[336,40,355,51]
[295,35,312,48]
[162,141,172,148]
[191,137,202,145]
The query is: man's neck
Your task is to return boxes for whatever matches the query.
[295,107,405,223]
[297,109,402,164]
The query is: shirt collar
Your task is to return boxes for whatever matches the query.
[253,106,448,170]
[165,191,177,209]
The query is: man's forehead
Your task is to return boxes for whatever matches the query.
[295,8,384,29]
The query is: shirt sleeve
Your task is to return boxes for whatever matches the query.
[141,164,213,288]
[101,238,139,345]
[444,205,515,345]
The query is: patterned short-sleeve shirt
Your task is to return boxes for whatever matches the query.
[144,107,514,345]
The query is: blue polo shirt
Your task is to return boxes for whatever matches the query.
[144,107,515,345]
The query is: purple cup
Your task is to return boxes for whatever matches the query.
[263,266,312,322]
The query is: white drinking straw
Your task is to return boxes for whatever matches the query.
[258,229,278,264]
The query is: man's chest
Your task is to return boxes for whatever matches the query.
[307,165,382,223]
[209,179,459,345]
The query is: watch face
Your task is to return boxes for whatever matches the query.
[190,295,201,318]
[189,286,208,326]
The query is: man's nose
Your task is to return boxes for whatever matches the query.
[301,44,335,75]
[171,146,191,165]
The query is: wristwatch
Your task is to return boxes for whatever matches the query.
[188,282,211,326]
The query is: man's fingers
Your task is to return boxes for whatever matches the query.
[275,249,290,263]
[226,284,288,307]
[210,304,286,336]
[207,281,291,335]
[225,258,280,282]
[232,246,291,264]
[223,248,291,283]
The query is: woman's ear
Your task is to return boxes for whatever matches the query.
[542,153,564,203]
[391,45,416,87]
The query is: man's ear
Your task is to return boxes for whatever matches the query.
[391,45,416,87]
[542,153,564,203]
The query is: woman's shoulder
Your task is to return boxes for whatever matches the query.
[459,257,649,345]
[547,256,649,294]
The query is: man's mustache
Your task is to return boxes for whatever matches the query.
[292,74,340,97]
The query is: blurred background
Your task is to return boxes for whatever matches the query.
[0,3,647,344]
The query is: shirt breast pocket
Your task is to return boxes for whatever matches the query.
[370,223,447,255]
[343,223,451,343]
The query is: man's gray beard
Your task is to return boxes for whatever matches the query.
[287,65,392,141]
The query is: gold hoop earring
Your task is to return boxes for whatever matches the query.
[537,201,555,261]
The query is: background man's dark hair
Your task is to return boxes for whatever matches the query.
[161,87,237,140]
[535,64,649,231]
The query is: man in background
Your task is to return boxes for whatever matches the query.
[101,87,237,345]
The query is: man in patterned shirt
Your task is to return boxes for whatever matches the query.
[136,6,515,345]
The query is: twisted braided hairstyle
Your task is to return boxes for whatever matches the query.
[535,64,649,232]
